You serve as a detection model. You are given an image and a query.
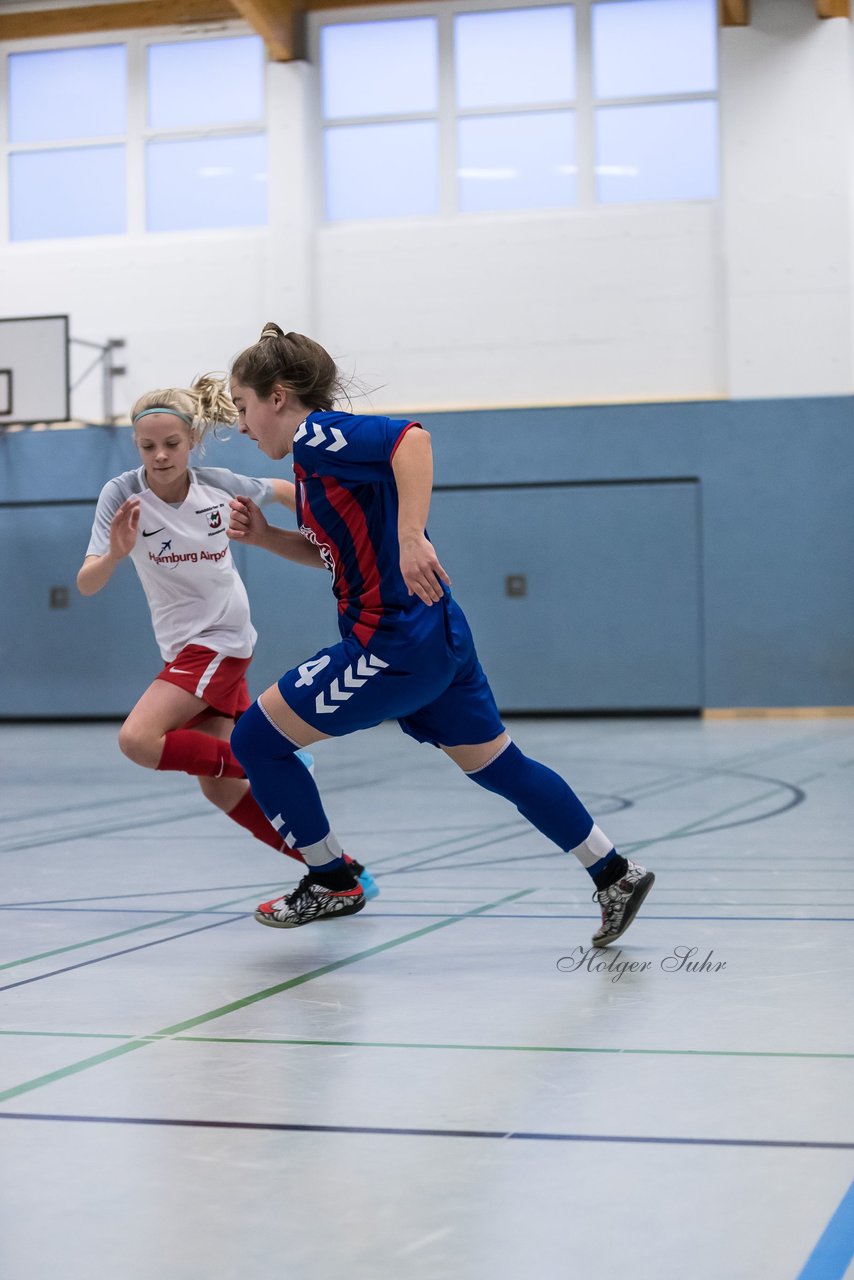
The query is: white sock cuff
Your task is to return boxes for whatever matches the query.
[301,831,344,867]
[570,823,614,869]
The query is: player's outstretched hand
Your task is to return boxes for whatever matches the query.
[400,533,451,605]
[228,495,269,547]
[109,497,140,559]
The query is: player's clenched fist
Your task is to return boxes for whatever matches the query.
[228,495,269,547]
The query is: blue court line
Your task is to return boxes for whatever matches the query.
[0,882,848,911]
[0,882,284,908]
[796,1179,854,1280]
[427,913,854,923]
[179,911,853,923]
[0,906,249,916]
[5,908,851,925]
[0,1111,852,1151]
[4,904,852,918]
[0,915,244,993]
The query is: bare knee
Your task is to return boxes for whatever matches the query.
[198,775,247,813]
[442,733,510,773]
[118,721,162,769]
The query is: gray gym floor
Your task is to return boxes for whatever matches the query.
[1,717,852,1280]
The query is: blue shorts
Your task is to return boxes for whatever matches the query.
[278,597,504,747]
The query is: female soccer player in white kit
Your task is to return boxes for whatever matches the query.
[77,374,378,894]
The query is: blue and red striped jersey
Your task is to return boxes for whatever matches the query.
[292,410,440,652]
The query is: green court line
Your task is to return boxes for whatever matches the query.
[0,889,270,972]
[0,889,532,1105]
[171,1036,854,1061]
[1,1027,852,1060]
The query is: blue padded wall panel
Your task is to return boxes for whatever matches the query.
[0,503,158,716]
[429,482,702,711]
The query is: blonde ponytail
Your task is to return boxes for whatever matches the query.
[130,374,237,451]
[188,373,238,446]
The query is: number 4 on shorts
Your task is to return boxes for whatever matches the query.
[295,656,332,688]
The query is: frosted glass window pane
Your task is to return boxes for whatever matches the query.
[593,0,716,98]
[321,20,438,118]
[9,46,126,143]
[458,112,576,213]
[146,134,267,231]
[455,8,575,109]
[324,122,438,220]
[595,101,717,203]
[148,37,265,129]
[10,146,126,240]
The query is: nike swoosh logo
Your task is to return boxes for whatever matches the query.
[169,668,194,675]
[142,528,166,537]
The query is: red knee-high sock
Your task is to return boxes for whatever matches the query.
[157,729,244,779]
[227,791,305,864]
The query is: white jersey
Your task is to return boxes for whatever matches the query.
[86,466,275,663]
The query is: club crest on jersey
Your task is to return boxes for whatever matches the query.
[300,525,336,575]
[207,510,223,530]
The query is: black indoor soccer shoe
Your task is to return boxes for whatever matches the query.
[591,861,655,948]
[255,874,366,928]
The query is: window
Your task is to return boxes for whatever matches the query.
[10,146,126,240]
[319,18,439,220]
[321,18,439,118]
[592,0,718,204]
[454,7,575,109]
[315,0,718,222]
[458,112,577,213]
[454,7,576,215]
[592,0,716,98]
[4,31,267,241]
[147,36,265,129]
[145,35,267,232]
[595,100,717,204]
[7,45,127,239]
[324,122,439,221]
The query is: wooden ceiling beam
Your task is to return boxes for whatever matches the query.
[229,0,303,60]
[719,0,750,25]
[305,0,427,6]
[815,0,850,16]
[0,0,237,41]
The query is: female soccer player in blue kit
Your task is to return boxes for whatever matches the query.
[228,324,654,946]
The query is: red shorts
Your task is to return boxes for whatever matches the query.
[156,644,252,719]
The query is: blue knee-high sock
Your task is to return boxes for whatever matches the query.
[466,740,626,884]
[231,702,344,873]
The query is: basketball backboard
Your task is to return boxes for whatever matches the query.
[0,314,70,425]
